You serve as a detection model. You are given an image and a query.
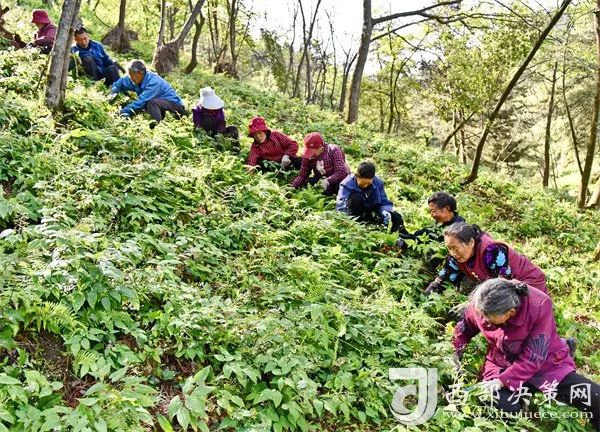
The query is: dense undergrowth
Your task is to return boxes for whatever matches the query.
[0,47,599,432]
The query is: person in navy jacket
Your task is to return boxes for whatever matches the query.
[111,60,185,125]
[336,161,406,233]
[70,27,121,86]
[71,27,121,86]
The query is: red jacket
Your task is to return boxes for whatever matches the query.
[247,131,298,166]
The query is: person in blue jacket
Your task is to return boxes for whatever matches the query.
[110,60,185,125]
[71,27,121,86]
[336,161,407,233]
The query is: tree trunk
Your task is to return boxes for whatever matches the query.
[45,0,82,111]
[442,111,474,151]
[587,177,600,208]
[543,60,558,188]
[463,0,572,184]
[284,5,298,95]
[593,240,600,261]
[227,0,239,77]
[347,0,372,124]
[337,52,356,114]
[152,0,206,75]
[101,0,136,53]
[459,110,467,164]
[578,3,600,208]
[156,0,167,48]
[185,1,204,74]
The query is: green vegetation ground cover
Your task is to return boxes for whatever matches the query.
[0,47,599,432]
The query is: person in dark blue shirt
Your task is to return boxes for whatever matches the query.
[71,27,121,86]
[336,161,407,233]
[111,60,185,125]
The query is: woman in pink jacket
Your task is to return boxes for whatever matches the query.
[454,278,599,429]
[426,223,547,295]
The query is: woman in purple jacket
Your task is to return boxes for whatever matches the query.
[454,279,599,429]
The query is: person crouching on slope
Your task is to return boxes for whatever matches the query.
[336,161,407,233]
[71,27,121,86]
[453,278,599,430]
[192,86,240,151]
[246,116,300,172]
[110,60,185,127]
[396,191,465,251]
[290,132,350,196]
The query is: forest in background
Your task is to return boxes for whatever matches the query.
[3,0,600,202]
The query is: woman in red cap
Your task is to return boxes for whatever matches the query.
[291,132,350,196]
[28,10,56,54]
[246,116,301,172]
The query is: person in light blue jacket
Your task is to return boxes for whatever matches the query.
[110,60,185,125]
[336,161,407,233]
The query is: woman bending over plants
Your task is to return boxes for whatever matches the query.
[425,222,548,296]
[453,278,599,430]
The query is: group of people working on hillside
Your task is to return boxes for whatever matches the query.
[6,12,599,429]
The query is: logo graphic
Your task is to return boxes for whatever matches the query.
[389,367,438,425]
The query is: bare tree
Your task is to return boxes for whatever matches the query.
[156,0,167,48]
[292,0,322,99]
[101,0,137,52]
[227,0,240,76]
[152,0,206,75]
[45,0,82,111]
[543,60,558,187]
[185,0,205,74]
[463,0,572,184]
[577,1,600,208]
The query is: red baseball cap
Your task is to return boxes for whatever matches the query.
[302,132,324,159]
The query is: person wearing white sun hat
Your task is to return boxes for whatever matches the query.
[192,86,239,150]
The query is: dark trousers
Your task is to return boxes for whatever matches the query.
[495,372,599,430]
[145,99,186,123]
[346,192,405,233]
[307,175,340,196]
[80,56,121,86]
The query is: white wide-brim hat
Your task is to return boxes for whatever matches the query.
[199,86,224,110]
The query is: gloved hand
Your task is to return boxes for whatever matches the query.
[396,238,408,251]
[281,155,292,169]
[424,281,441,296]
[448,303,468,321]
[108,93,119,104]
[316,160,326,175]
[381,210,391,226]
[319,178,330,191]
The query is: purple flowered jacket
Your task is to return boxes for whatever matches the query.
[453,286,575,390]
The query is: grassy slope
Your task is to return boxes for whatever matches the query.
[0,43,598,432]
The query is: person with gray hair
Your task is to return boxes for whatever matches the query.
[424,222,547,296]
[453,278,599,429]
[110,59,185,126]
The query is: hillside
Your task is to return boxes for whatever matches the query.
[0,44,599,432]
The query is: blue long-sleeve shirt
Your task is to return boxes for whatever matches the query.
[111,71,184,115]
[71,40,113,75]
[335,174,394,215]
